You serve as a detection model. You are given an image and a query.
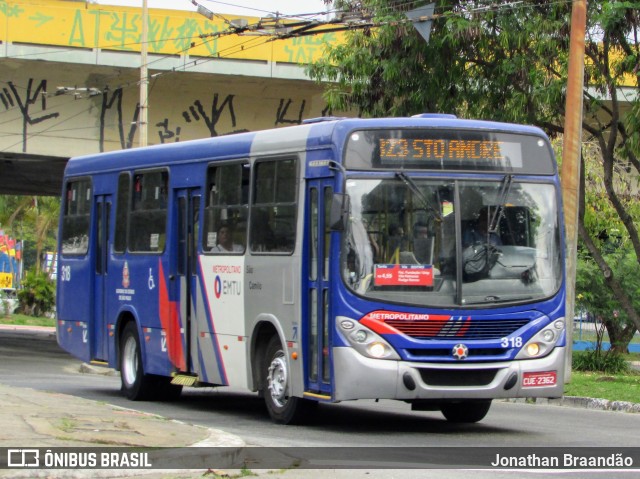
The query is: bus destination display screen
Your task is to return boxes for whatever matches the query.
[345,128,555,174]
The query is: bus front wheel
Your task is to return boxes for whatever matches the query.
[262,336,313,424]
[440,400,492,423]
[120,322,155,401]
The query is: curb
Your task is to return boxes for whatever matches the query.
[0,323,56,338]
[504,396,640,413]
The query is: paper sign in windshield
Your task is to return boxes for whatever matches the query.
[374,264,434,287]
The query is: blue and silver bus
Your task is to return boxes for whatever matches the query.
[57,115,566,424]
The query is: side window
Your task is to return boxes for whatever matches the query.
[61,179,92,255]
[114,173,130,253]
[250,158,298,253]
[203,162,249,254]
[129,170,168,253]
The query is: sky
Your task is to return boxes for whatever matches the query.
[92,0,333,18]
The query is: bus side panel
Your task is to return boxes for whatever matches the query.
[56,256,93,363]
[105,256,180,377]
[244,254,304,396]
[196,255,246,387]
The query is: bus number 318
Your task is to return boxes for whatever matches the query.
[501,337,523,348]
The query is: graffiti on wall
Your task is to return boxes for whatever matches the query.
[99,87,141,151]
[0,79,60,152]
[0,2,342,154]
[0,75,326,153]
[182,94,239,138]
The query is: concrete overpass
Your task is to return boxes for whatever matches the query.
[0,0,342,194]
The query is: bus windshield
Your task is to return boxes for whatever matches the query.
[342,176,562,307]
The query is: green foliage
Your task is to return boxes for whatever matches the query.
[572,350,630,375]
[0,313,56,327]
[576,141,640,351]
[17,269,55,317]
[565,370,640,404]
[577,246,640,320]
[0,195,60,272]
[309,0,573,124]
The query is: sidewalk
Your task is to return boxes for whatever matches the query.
[0,324,246,478]
[1,324,639,478]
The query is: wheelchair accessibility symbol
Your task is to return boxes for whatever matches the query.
[148,268,156,290]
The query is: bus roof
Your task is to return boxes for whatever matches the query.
[64,116,548,177]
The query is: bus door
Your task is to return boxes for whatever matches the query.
[172,188,201,376]
[305,180,334,397]
[93,194,111,361]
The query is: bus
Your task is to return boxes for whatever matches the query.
[56,115,566,424]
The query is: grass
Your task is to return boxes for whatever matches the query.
[2,313,56,327]
[564,370,640,403]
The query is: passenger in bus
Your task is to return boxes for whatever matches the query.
[250,209,277,252]
[412,222,435,264]
[463,209,502,247]
[212,224,243,253]
[387,223,408,260]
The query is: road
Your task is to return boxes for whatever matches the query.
[2,328,640,479]
[1,328,639,450]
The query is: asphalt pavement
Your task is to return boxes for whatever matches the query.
[0,324,639,479]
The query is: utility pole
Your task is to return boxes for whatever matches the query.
[139,0,149,147]
[560,0,587,382]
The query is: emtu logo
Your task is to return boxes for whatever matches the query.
[214,276,222,299]
[212,275,242,299]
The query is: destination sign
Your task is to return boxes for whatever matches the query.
[344,128,555,174]
[378,138,507,162]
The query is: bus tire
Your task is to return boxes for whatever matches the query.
[120,322,155,401]
[262,335,313,424]
[440,400,492,423]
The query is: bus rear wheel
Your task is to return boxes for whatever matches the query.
[440,400,492,423]
[120,322,155,401]
[262,335,313,424]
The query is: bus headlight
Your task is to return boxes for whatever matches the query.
[516,319,565,359]
[367,342,389,358]
[353,330,368,343]
[526,343,540,356]
[337,318,400,360]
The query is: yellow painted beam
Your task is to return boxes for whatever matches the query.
[0,0,340,64]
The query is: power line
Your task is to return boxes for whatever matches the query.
[0,0,580,151]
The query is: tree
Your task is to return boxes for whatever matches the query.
[309,0,640,334]
[0,195,59,274]
[575,141,640,352]
[27,197,60,273]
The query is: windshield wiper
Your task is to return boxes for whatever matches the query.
[464,295,533,305]
[396,172,442,222]
[488,174,513,234]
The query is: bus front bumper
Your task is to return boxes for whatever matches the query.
[332,346,565,402]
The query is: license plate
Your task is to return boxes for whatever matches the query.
[522,371,557,387]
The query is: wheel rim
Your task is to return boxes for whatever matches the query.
[122,335,138,387]
[267,350,288,408]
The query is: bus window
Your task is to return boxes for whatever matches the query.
[250,158,298,253]
[114,173,130,253]
[203,162,249,253]
[61,178,92,255]
[343,177,561,306]
[129,170,168,253]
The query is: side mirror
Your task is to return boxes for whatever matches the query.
[329,193,350,231]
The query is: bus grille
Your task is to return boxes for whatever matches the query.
[417,368,500,386]
[384,318,529,340]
